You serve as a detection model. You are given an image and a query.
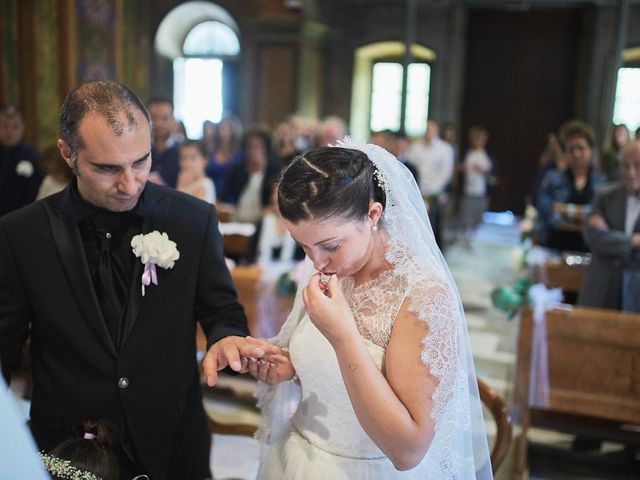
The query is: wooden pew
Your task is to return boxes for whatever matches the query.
[539,260,586,294]
[513,306,640,479]
[196,265,293,353]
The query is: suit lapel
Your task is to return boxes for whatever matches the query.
[613,186,629,231]
[120,185,172,347]
[44,194,117,356]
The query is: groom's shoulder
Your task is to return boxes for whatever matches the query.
[144,182,215,218]
[0,193,58,233]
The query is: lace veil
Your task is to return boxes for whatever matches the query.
[256,138,493,479]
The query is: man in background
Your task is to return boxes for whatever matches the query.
[407,119,454,248]
[148,96,180,188]
[0,106,42,216]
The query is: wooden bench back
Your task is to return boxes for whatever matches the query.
[535,261,586,294]
[514,306,640,424]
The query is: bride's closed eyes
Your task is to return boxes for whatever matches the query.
[294,240,340,253]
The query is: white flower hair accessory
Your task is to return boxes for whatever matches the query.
[15,160,34,177]
[131,231,180,296]
[40,452,101,480]
[373,166,387,191]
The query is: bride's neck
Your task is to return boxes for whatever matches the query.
[352,230,390,287]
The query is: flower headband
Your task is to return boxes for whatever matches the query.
[373,166,387,191]
[39,452,102,480]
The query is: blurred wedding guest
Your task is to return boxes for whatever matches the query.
[535,120,606,252]
[148,97,180,187]
[201,119,216,155]
[0,106,42,216]
[387,130,419,184]
[272,120,299,165]
[206,114,243,193]
[600,123,630,181]
[289,114,317,152]
[369,129,391,149]
[406,119,454,248]
[173,119,188,144]
[36,145,73,200]
[219,127,281,224]
[440,121,458,155]
[460,127,493,249]
[244,182,304,267]
[317,115,347,147]
[636,126,640,140]
[578,141,640,312]
[528,131,566,205]
[41,420,120,480]
[440,122,464,212]
[177,140,216,204]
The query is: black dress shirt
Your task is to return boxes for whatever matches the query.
[67,180,143,347]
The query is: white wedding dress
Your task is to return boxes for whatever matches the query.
[256,139,492,480]
[259,262,481,479]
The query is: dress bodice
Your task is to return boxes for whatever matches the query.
[288,272,410,459]
[290,315,385,459]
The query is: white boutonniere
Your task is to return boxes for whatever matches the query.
[131,231,180,296]
[15,160,34,177]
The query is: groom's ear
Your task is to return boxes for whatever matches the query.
[58,139,72,163]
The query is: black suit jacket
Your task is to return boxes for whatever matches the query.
[0,182,249,479]
[0,142,42,217]
[218,158,281,206]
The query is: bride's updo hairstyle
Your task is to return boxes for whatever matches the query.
[276,147,386,224]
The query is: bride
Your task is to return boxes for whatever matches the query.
[247,139,492,479]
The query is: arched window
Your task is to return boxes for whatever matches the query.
[612,47,640,134]
[350,42,436,140]
[155,2,240,139]
[370,61,431,136]
[182,21,240,56]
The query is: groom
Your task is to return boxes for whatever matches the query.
[0,80,271,479]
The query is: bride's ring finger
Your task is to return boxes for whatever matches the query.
[258,359,271,381]
[247,357,259,378]
[239,356,249,372]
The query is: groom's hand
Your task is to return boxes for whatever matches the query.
[202,336,280,386]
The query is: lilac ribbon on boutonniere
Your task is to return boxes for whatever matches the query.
[141,262,158,296]
[131,231,180,296]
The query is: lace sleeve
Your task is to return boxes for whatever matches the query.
[406,276,462,424]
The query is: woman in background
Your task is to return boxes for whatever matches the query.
[600,123,630,181]
[177,140,216,204]
[460,126,493,249]
[36,145,73,200]
[206,114,243,193]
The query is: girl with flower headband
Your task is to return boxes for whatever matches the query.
[40,420,119,480]
[248,139,492,478]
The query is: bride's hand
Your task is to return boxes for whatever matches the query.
[246,348,296,385]
[302,273,358,345]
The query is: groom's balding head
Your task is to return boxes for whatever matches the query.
[59,80,151,166]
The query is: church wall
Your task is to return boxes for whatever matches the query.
[462,7,583,214]
[148,0,305,129]
[0,0,151,151]
[315,2,463,126]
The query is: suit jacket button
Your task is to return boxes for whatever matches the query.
[118,377,129,389]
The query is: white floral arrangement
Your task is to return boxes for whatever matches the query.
[15,160,34,177]
[131,231,180,296]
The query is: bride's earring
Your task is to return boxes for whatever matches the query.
[372,223,378,231]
